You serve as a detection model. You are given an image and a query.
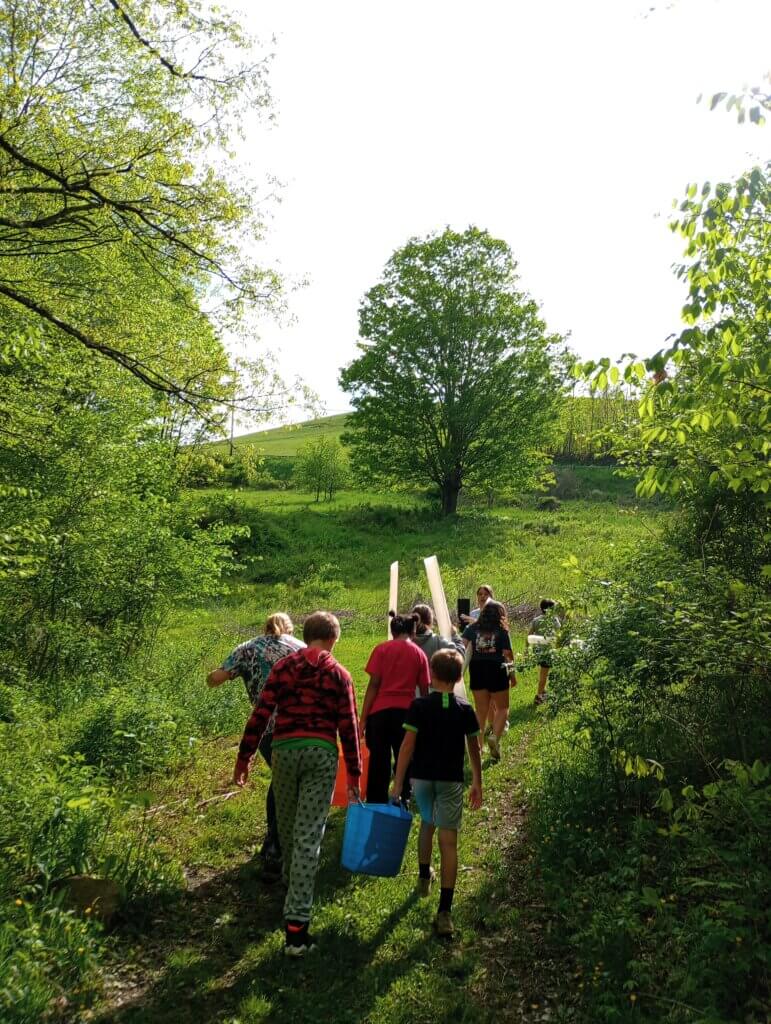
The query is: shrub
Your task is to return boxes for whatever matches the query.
[0,900,100,1024]
[537,496,561,512]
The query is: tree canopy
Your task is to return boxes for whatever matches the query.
[340,227,565,514]
[0,0,280,414]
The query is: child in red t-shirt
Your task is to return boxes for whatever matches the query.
[359,611,430,804]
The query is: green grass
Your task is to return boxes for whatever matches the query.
[179,487,657,665]
[89,488,662,1022]
[208,414,348,458]
[95,674,573,1024]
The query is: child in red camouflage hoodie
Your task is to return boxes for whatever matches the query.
[234,611,361,957]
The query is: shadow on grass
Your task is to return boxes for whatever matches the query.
[96,812,421,1024]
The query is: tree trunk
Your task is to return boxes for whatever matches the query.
[440,478,461,515]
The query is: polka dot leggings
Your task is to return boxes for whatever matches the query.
[271,745,338,923]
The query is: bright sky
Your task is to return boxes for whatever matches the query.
[225,0,770,422]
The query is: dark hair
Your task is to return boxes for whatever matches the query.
[540,598,556,613]
[477,600,507,633]
[430,649,463,684]
[389,610,419,637]
[303,611,341,643]
[411,604,434,634]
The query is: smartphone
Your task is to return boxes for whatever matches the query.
[457,597,471,619]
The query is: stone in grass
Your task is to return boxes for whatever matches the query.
[53,875,122,925]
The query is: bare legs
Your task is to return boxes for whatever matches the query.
[537,664,550,697]
[419,821,458,890]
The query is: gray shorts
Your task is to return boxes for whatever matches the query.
[412,779,464,831]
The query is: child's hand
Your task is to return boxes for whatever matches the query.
[347,783,360,804]
[358,718,367,741]
[389,783,402,805]
[233,765,249,788]
[468,783,482,810]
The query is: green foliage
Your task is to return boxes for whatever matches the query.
[340,226,566,514]
[576,163,770,502]
[0,899,100,1024]
[0,337,240,699]
[294,437,351,502]
[0,0,279,405]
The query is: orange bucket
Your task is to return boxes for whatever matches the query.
[331,743,369,806]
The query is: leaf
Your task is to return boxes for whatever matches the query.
[656,788,673,813]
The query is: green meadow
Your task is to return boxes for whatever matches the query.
[80,478,662,1023]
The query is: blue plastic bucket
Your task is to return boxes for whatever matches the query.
[341,801,413,877]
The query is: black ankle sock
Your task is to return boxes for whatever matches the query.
[418,862,432,880]
[439,887,454,913]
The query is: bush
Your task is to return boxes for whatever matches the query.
[537,496,561,512]
[0,900,100,1024]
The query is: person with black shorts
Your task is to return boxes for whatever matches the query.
[462,600,514,762]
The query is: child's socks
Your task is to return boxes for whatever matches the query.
[418,862,432,879]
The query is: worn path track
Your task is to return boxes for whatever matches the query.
[88,686,574,1024]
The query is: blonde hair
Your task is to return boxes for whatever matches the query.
[264,612,293,637]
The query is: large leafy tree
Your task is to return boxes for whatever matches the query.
[340,227,565,514]
[0,0,280,412]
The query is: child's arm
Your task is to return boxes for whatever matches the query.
[390,730,417,801]
[233,669,279,785]
[417,653,430,697]
[358,674,381,739]
[337,673,362,800]
[206,667,234,688]
[466,734,483,810]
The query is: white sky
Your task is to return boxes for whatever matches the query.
[225,0,770,422]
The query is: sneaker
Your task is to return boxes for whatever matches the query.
[503,720,510,733]
[417,867,436,898]
[434,911,454,938]
[284,921,317,957]
[484,724,493,740]
[534,692,547,706]
[487,733,501,762]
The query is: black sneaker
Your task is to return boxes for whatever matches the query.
[284,921,317,957]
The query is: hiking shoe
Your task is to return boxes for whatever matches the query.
[417,867,436,898]
[284,921,316,957]
[434,911,454,938]
[487,734,501,762]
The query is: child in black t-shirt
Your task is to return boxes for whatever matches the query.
[462,600,514,762]
[391,649,482,938]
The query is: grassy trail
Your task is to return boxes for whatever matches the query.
[93,677,571,1024]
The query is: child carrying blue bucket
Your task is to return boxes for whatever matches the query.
[391,649,483,937]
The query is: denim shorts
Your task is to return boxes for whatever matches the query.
[412,778,464,831]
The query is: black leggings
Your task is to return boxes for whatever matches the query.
[258,733,280,859]
[365,707,411,805]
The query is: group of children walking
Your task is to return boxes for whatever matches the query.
[208,590,559,956]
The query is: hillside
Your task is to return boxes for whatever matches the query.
[210,413,348,457]
[212,395,631,461]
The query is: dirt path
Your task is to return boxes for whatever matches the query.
[87,709,574,1024]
